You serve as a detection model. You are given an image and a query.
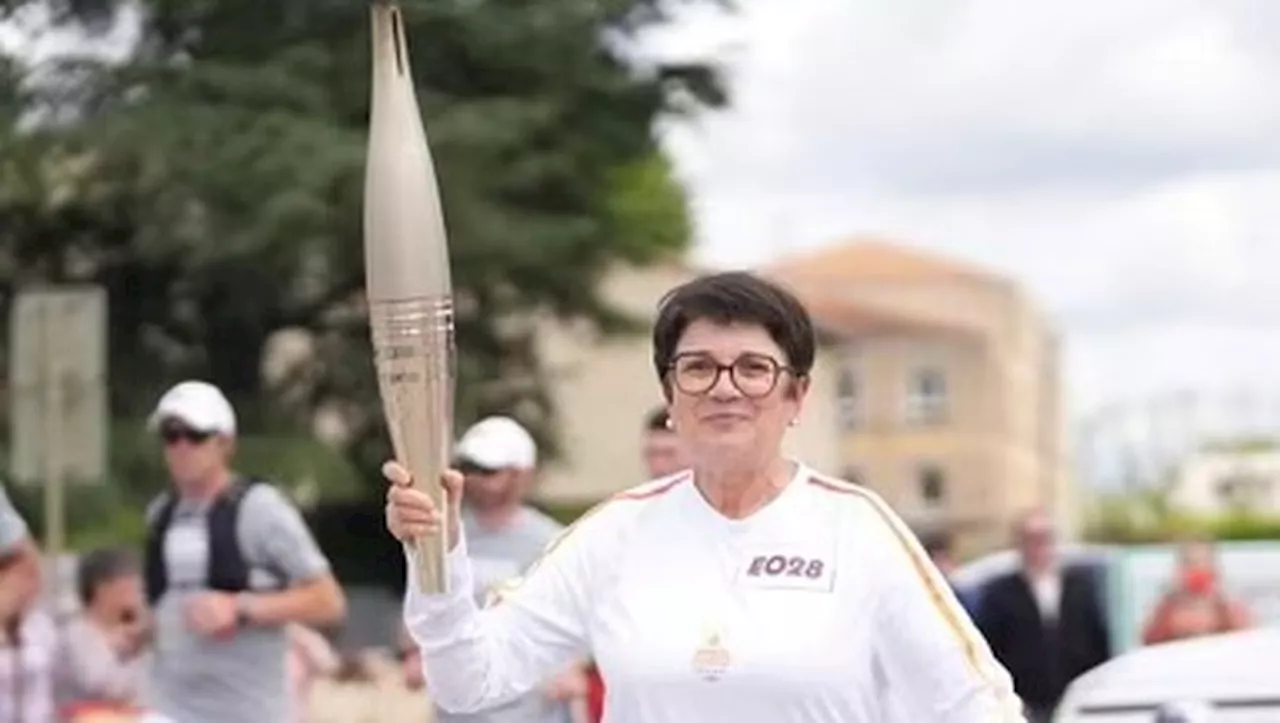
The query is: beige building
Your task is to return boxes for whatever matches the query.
[536,239,1074,553]
[535,262,844,503]
[767,238,1075,551]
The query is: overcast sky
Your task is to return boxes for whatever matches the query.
[645,0,1280,455]
[6,1,1280,472]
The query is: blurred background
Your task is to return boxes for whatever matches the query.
[3,0,1280,721]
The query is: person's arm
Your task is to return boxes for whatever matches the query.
[239,487,346,629]
[0,486,40,624]
[58,621,145,703]
[1141,594,1176,645]
[403,508,604,715]
[866,499,1026,722]
[972,582,1005,660]
[288,623,341,677]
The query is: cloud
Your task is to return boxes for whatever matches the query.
[653,0,1280,437]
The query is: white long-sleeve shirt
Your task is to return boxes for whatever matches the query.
[404,464,1026,722]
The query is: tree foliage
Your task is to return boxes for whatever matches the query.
[0,0,726,485]
[1083,490,1280,543]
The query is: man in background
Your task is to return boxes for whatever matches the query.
[436,415,587,723]
[142,380,346,723]
[55,546,150,710]
[640,407,688,479]
[976,508,1112,723]
[920,530,979,616]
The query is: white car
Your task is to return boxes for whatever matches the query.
[1053,626,1280,723]
[950,544,1116,592]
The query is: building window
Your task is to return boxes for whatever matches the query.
[906,367,948,426]
[836,367,860,430]
[1216,473,1264,510]
[918,465,946,505]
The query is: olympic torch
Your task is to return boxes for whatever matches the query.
[364,1,455,594]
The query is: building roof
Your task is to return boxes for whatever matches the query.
[760,236,1010,341]
[765,236,1009,286]
[801,292,981,339]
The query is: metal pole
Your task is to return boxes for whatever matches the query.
[41,298,65,603]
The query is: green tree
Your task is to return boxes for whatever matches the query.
[0,0,726,482]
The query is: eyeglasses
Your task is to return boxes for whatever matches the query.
[667,352,794,399]
[160,425,214,446]
[457,460,500,476]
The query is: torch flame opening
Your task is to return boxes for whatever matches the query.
[391,7,406,77]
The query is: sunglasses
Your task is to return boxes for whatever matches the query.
[160,425,214,446]
[457,460,500,476]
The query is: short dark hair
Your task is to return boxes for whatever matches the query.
[644,406,671,432]
[651,272,816,382]
[76,546,140,607]
[920,530,954,558]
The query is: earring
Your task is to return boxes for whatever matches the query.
[665,417,674,430]
[788,418,798,427]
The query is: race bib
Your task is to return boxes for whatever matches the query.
[736,547,836,593]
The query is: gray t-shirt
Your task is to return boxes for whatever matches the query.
[436,505,571,723]
[144,482,331,723]
[0,483,30,555]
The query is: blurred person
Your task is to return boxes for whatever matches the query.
[640,407,689,479]
[140,381,346,723]
[387,272,1024,722]
[0,483,55,723]
[976,509,1111,723]
[921,530,979,616]
[285,623,340,723]
[55,546,149,710]
[396,623,425,692]
[1141,538,1251,646]
[434,415,588,723]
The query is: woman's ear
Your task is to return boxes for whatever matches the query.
[786,374,812,401]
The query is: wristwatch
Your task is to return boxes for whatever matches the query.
[234,593,256,628]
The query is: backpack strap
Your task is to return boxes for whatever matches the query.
[145,477,270,603]
[143,491,179,605]
[205,477,262,595]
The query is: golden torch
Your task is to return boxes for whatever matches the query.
[364,1,454,594]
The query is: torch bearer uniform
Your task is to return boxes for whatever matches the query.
[403,464,1026,722]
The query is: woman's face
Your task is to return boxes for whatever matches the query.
[666,319,808,466]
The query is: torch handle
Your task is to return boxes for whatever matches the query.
[370,295,455,594]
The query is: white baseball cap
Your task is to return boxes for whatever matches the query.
[455,416,537,471]
[147,380,237,436]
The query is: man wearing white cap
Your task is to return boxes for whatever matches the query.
[140,381,346,723]
[424,415,587,723]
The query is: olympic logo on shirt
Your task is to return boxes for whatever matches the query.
[746,555,825,579]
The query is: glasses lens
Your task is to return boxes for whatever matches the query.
[731,356,781,397]
[673,355,719,395]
